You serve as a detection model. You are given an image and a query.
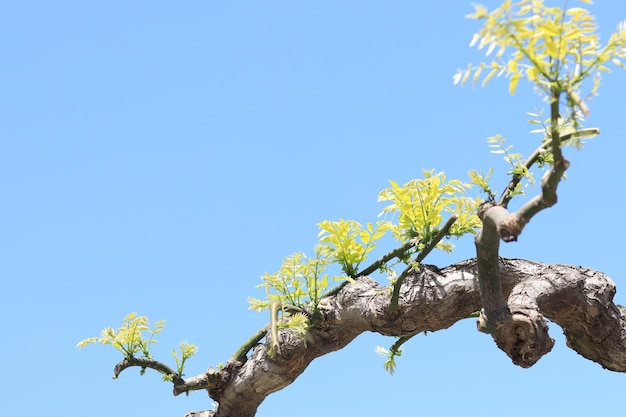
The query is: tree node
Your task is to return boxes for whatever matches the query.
[491,309,555,368]
[497,215,524,242]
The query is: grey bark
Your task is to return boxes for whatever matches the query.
[178,257,626,417]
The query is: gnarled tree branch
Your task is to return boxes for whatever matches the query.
[165,258,626,417]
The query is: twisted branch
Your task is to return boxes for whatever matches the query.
[110,258,626,417]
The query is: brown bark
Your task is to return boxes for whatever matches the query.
[176,257,626,417]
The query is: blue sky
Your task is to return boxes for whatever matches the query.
[2,1,626,416]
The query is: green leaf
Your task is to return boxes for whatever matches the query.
[508,73,520,95]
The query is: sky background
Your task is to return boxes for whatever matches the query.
[2,1,626,416]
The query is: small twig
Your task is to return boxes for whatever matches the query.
[390,334,415,353]
[230,325,269,363]
[320,280,349,299]
[269,301,282,355]
[499,140,550,208]
[550,89,565,166]
[358,240,416,277]
[564,83,590,117]
[113,356,183,385]
[502,89,573,235]
[498,126,599,208]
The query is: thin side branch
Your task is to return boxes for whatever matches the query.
[500,91,571,239]
[113,357,184,386]
[230,325,268,363]
[498,128,599,208]
[358,239,415,277]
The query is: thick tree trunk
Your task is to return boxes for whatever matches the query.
[178,257,626,417]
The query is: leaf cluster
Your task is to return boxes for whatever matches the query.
[454,0,626,100]
[276,312,310,348]
[375,345,402,376]
[171,340,198,378]
[250,170,482,322]
[460,0,611,207]
[77,312,198,379]
[77,312,164,360]
[318,219,389,277]
[469,168,497,201]
[378,169,482,252]
[249,248,331,313]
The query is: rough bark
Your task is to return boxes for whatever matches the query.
[175,257,626,417]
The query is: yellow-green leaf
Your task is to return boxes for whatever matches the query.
[508,73,520,95]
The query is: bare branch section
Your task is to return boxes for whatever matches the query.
[111,259,626,417]
[113,357,183,385]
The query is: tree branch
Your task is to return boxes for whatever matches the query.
[358,240,415,277]
[475,203,510,325]
[498,127,599,209]
[473,93,571,367]
[499,141,550,208]
[229,325,268,363]
[113,357,184,387]
[163,258,626,416]
[496,90,571,243]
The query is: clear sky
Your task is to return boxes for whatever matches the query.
[2,1,626,416]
